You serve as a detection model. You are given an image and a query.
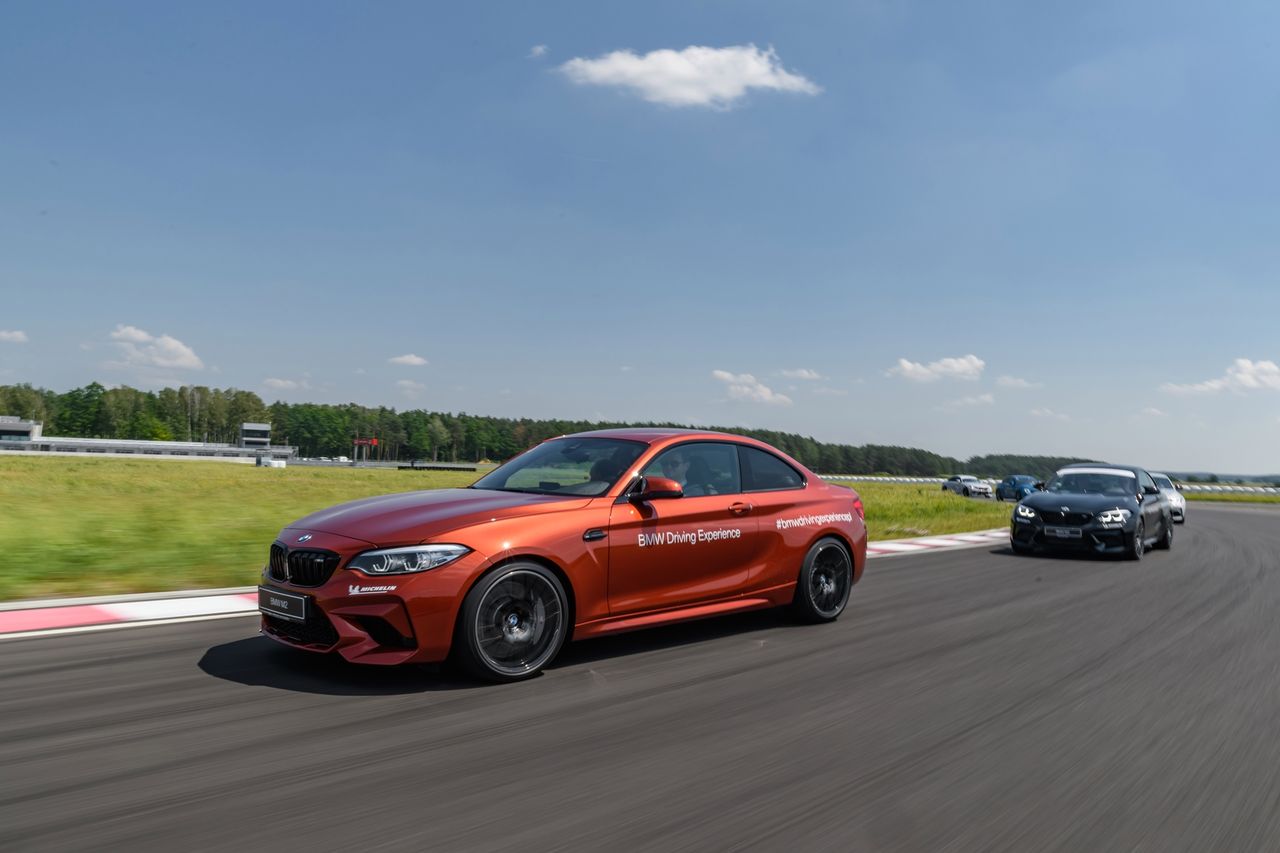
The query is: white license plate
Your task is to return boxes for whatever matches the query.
[1045,526,1083,539]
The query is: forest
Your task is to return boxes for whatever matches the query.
[0,382,1086,478]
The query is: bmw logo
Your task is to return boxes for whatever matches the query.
[297,534,313,543]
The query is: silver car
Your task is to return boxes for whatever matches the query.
[942,475,992,498]
[1151,473,1187,524]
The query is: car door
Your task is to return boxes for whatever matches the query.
[607,442,758,615]
[1136,470,1165,539]
[999,477,1012,499]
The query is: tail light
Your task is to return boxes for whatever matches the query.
[852,492,865,521]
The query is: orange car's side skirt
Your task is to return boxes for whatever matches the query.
[573,586,795,640]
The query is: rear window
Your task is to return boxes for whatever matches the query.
[740,446,805,492]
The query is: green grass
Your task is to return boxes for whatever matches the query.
[0,458,1012,601]
[0,457,475,601]
[1184,491,1280,504]
[841,481,1011,540]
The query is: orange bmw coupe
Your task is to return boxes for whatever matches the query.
[259,429,867,681]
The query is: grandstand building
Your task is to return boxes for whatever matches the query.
[0,417,295,463]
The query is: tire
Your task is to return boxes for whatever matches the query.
[792,537,853,623]
[1126,520,1145,561]
[453,562,568,683]
[963,487,971,497]
[997,492,1005,502]
[941,484,948,492]
[1154,517,1173,550]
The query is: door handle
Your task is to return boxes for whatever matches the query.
[729,502,752,516]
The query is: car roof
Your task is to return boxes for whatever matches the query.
[563,427,749,444]
[1058,462,1143,476]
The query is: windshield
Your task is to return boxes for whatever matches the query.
[1045,471,1135,497]
[1153,476,1175,490]
[1012,476,1035,484]
[471,437,645,497]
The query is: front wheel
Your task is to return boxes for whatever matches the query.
[1126,520,1145,561]
[453,563,568,683]
[792,538,853,623]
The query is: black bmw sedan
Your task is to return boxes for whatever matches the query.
[1010,464,1173,559]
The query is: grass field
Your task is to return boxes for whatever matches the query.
[1185,491,1280,504]
[0,457,1015,601]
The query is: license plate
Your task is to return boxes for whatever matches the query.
[1045,526,1083,539]
[258,586,307,621]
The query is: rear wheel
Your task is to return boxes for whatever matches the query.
[963,487,971,497]
[453,563,568,683]
[1154,517,1173,550]
[792,538,853,623]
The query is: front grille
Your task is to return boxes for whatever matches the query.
[1039,511,1094,526]
[264,611,340,648]
[267,545,340,587]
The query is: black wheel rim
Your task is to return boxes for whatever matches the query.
[1135,522,1144,558]
[474,570,564,676]
[809,544,851,618]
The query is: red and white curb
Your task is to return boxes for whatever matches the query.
[0,588,259,640]
[867,527,1008,557]
[1,528,1012,639]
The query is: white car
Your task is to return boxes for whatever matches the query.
[942,475,992,498]
[1151,472,1187,524]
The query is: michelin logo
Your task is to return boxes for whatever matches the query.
[776,512,853,530]
[349,584,398,595]
[637,528,743,548]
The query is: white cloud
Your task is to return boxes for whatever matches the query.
[1142,407,1168,416]
[559,44,820,109]
[263,378,310,391]
[779,368,822,380]
[0,330,28,343]
[941,393,995,411]
[108,324,203,370]
[528,44,548,59]
[389,353,428,366]
[1161,359,1280,394]
[397,379,426,398]
[997,375,1041,389]
[711,370,793,406]
[812,386,849,396]
[1031,407,1069,421]
[888,354,985,383]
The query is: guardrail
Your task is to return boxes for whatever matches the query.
[818,475,1280,495]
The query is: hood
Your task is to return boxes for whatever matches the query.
[1021,490,1140,513]
[285,488,592,545]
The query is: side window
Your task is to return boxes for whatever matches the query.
[642,443,741,496]
[1138,471,1157,492]
[740,446,805,492]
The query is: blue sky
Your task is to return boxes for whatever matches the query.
[2,1,1278,471]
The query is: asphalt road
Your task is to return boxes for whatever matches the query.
[3,503,1280,852]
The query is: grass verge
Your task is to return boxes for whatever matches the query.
[0,457,1011,600]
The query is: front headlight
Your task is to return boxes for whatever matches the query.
[1016,504,1037,518]
[1097,508,1132,524]
[347,544,471,575]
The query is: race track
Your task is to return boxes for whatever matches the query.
[3,503,1280,851]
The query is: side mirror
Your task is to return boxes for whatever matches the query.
[1144,485,1160,495]
[1034,482,1046,491]
[1175,484,1184,492]
[631,476,683,501]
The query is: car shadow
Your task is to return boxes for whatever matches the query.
[197,636,476,695]
[992,545,1117,561]
[200,609,795,694]
[551,608,790,669]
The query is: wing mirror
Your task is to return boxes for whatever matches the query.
[631,476,683,501]
[1034,481,1046,491]
[1175,483,1184,491]
[1144,485,1160,495]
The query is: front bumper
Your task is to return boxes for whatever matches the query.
[1010,515,1134,555]
[259,537,489,665]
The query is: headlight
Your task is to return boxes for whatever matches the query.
[347,544,471,575]
[1016,504,1037,518]
[1097,508,1131,524]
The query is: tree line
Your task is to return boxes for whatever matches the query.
[0,382,1085,478]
